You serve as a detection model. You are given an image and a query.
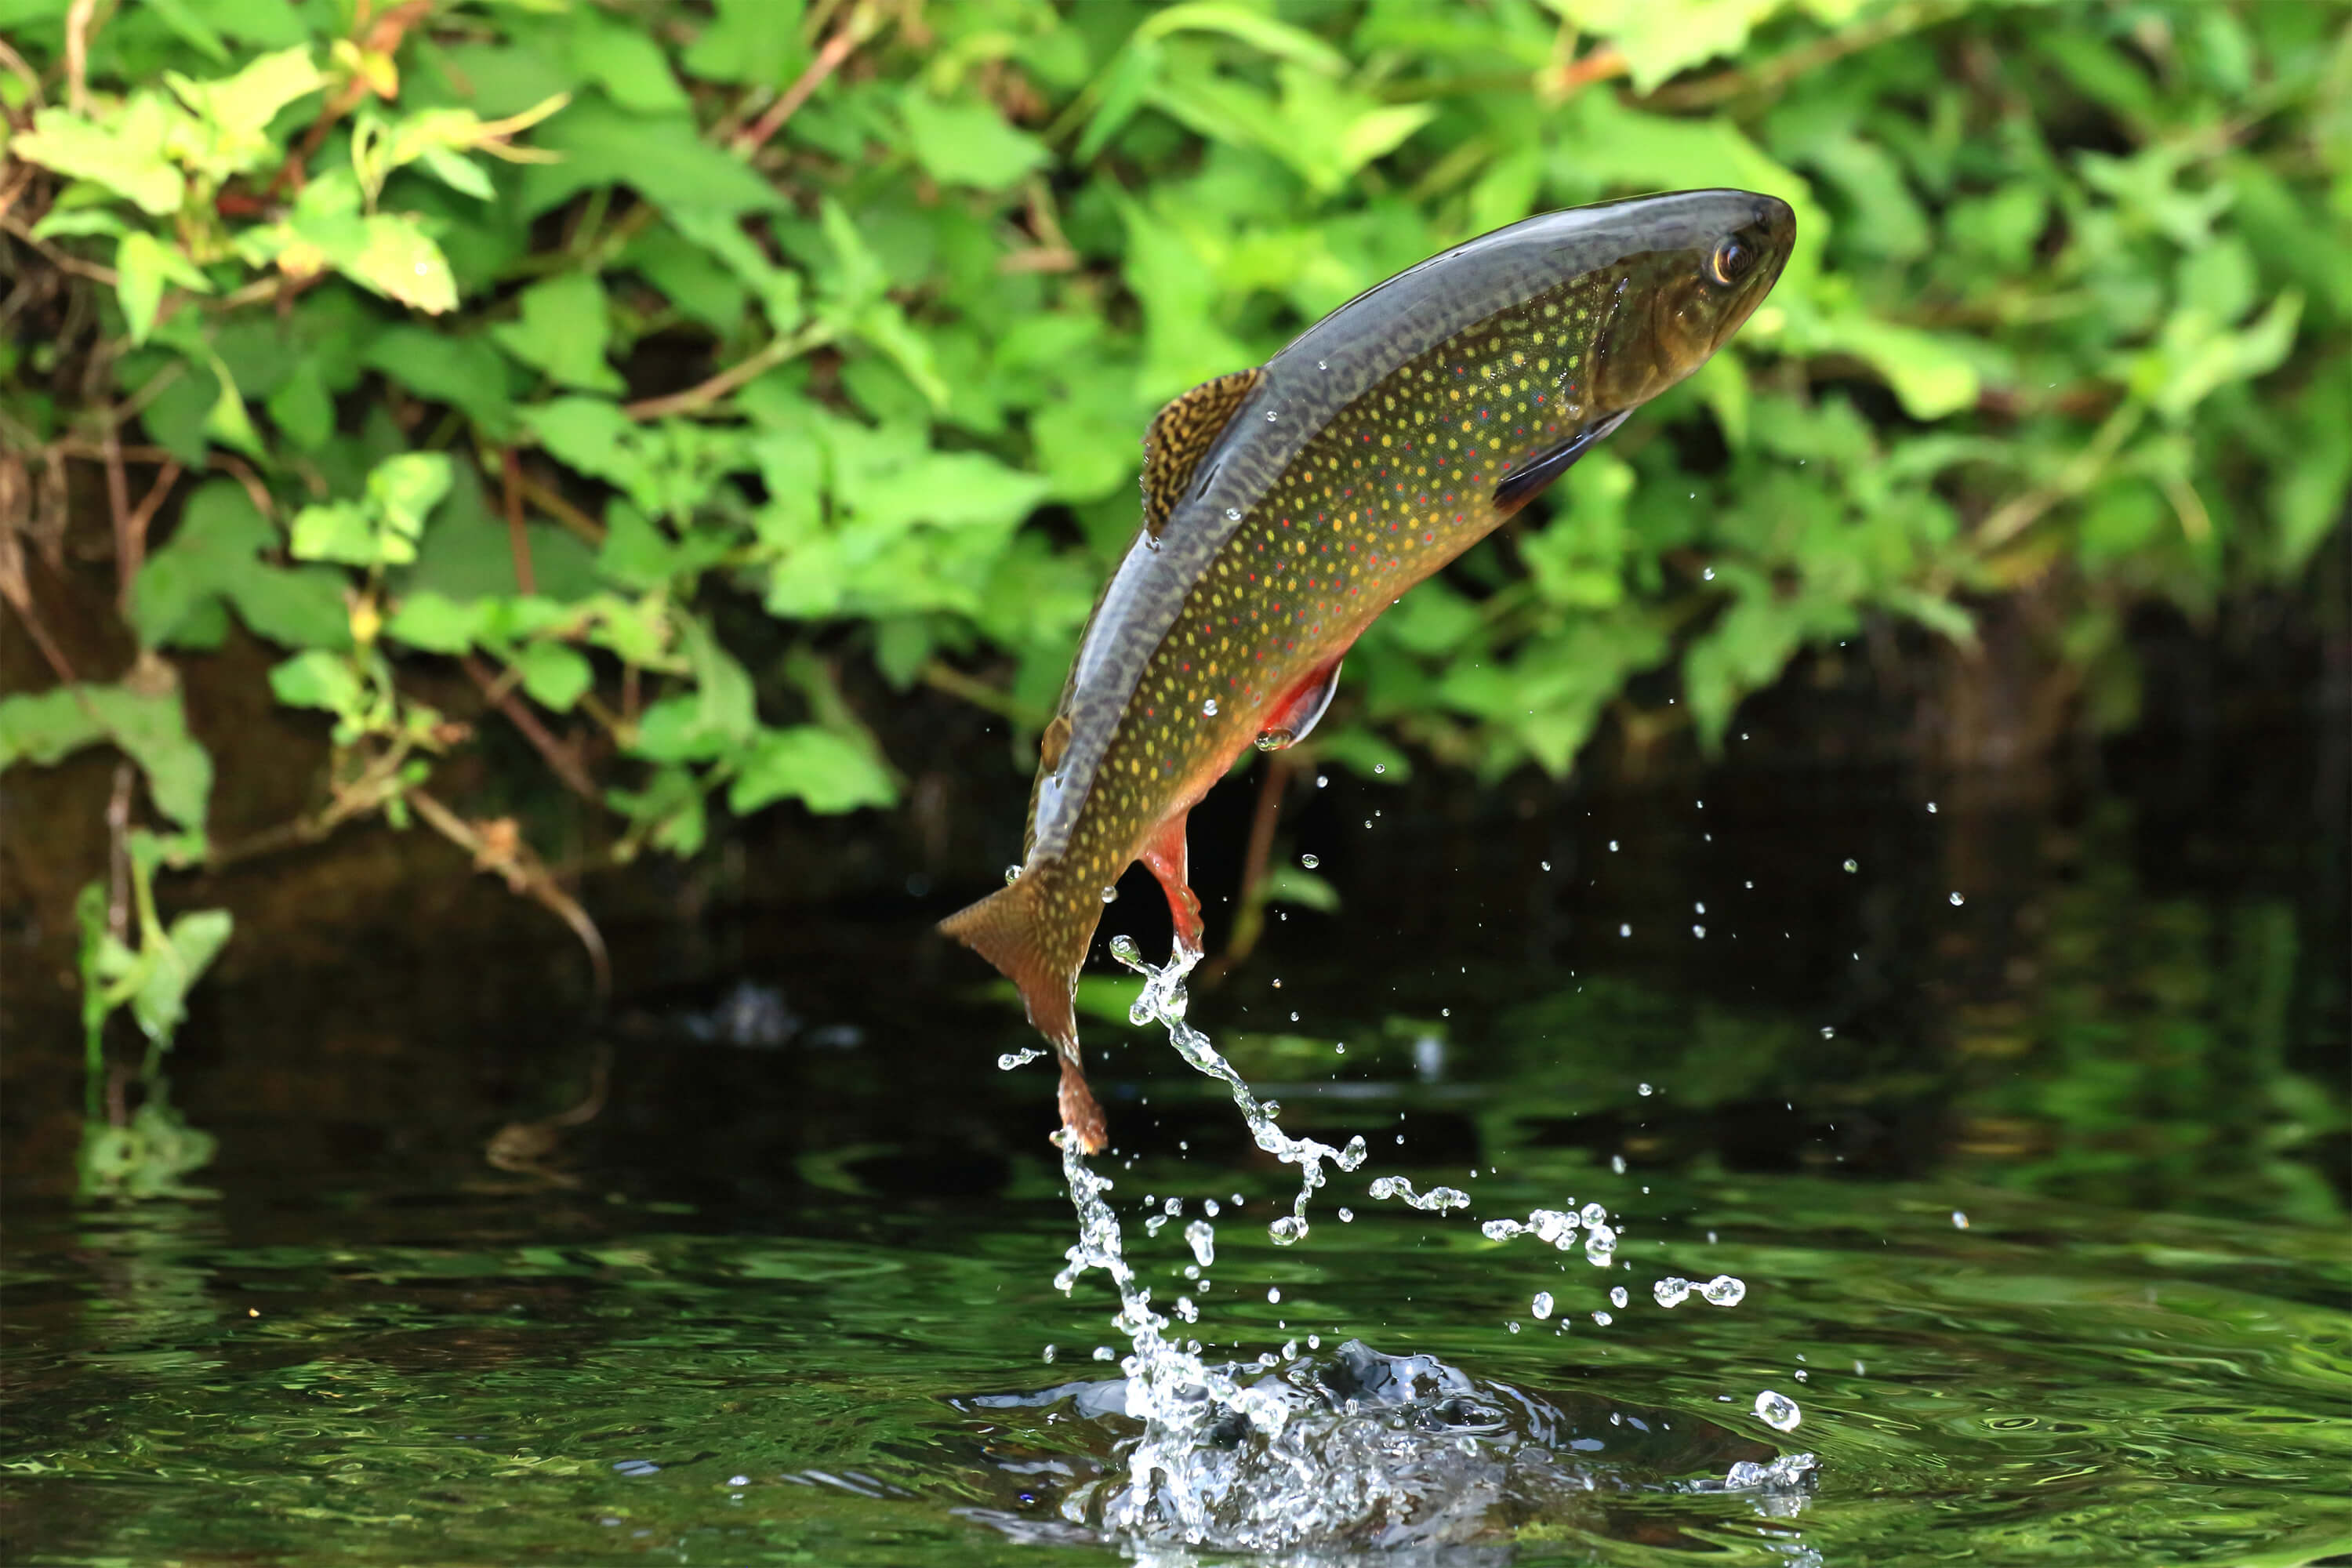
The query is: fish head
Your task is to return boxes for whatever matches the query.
[1586,193,1795,412]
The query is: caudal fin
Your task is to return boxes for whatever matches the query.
[938,870,1105,1151]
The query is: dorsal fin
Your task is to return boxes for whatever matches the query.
[1140,367,1261,539]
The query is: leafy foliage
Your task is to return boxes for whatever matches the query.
[2,0,2343,944]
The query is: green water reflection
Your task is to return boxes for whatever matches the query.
[3,782,2346,1563]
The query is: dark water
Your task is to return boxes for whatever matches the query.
[4,724,2347,1564]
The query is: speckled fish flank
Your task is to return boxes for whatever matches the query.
[943,190,1795,1152]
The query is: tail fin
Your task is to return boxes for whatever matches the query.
[939,870,1106,1151]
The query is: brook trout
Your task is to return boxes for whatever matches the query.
[944,190,1795,1151]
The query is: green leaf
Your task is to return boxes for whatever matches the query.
[0,684,213,830]
[365,326,517,437]
[492,270,626,393]
[571,11,691,114]
[288,500,380,567]
[515,641,593,711]
[367,452,455,544]
[682,0,809,87]
[528,396,641,488]
[9,98,187,215]
[165,46,324,176]
[115,231,212,347]
[900,93,1047,191]
[1552,0,1791,94]
[383,592,481,655]
[523,98,785,219]
[1261,865,1340,913]
[1136,3,1350,74]
[130,908,234,1045]
[728,724,896,815]
[268,650,364,717]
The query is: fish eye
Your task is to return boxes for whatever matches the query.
[1708,236,1752,287]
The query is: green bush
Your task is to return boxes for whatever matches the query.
[2,0,2343,913]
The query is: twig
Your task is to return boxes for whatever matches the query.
[266,0,434,197]
[620,323,833,422]
[407,789,612,996]
[1202,750,1300,980]
[919,659,1046,726]
[499,446,535,594]
[514,467,607,546]
[114,458,179,614]
[460,652,600,804]
[100,424,131,602]
[1642,0,1965,111]
[63,0,96,114]
[731,7,872,155]
[0,211,118,285]
[0,522,95,702]
[0,35,42,113]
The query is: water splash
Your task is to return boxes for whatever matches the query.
[1367,1175,1470,1213]
[1109,935,1367,1244]
[997,1047,1047,1071]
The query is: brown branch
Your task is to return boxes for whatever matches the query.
[514,467,606,546]
[499,446,535,594]
[407,789,611,996]
[919,659,1045,726]
[731,10,869,155]
[63,0,96,114]
[0,523,93,700]
[1202,750,1300,982]
[0,211,118,285]
[620,324,831,422]
[460,652,600,804]
[115,458,179,614]
[0,36,41,124]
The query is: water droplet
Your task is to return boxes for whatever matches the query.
[1300,853,1319,869]
[1820,1026,1835,1039]
[1265,409,1279,422]
[1608,840,1620,852]
[1794,1368,1809,1381]
[1316,359,1329,371]
[1592,1310,1613,1325]
[1004,865,1022,884]
[1041,1344,1056,1363]
[1508,1320,1522,1333]
[1266,1286,1281,1303]
[1610,1154,1626,1174]
[1952,1210,1969,1229]
[1092,1345,1116,1361]
[1619,924,1632,938]
[1701,1275,1746,1306]
[1610,1286,1628,1308]
[1541,860,1551,871]
[1184,1220,1215,1268]
[1926,800,1938,813]
[1755,1389,1802,1432]
[1693,924,1706,938]
[1580,1202,1609,1227]
[1653,1276,1692,1308]
[997,1047,1045,1071]
[1638,1082,1653,1096]
[1703,566,1715,580]
[1373,763,1385,774]
[1225,508,1242,521]
[1109,933,1142,965]
[1528,1290,1555,1319]
[1949,891,1965,906]
[1102,886,1119,904]
[1203,1198,1221,1217]
[1842,858,1859,873]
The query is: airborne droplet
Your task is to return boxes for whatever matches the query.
[1755,1389,1802,1432]
[1004,865,1022,884]
[1101,886,1119,904]
[1300,854,1319,869]
[1202,699,1219,717]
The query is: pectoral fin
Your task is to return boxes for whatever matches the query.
[1138,811,1203,957]
[1255,655,1345,751]
[1493,409,1632,514]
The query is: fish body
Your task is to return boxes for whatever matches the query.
[944,190,1795,1150]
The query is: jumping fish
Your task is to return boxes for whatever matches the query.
[943,190,1795,1151]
